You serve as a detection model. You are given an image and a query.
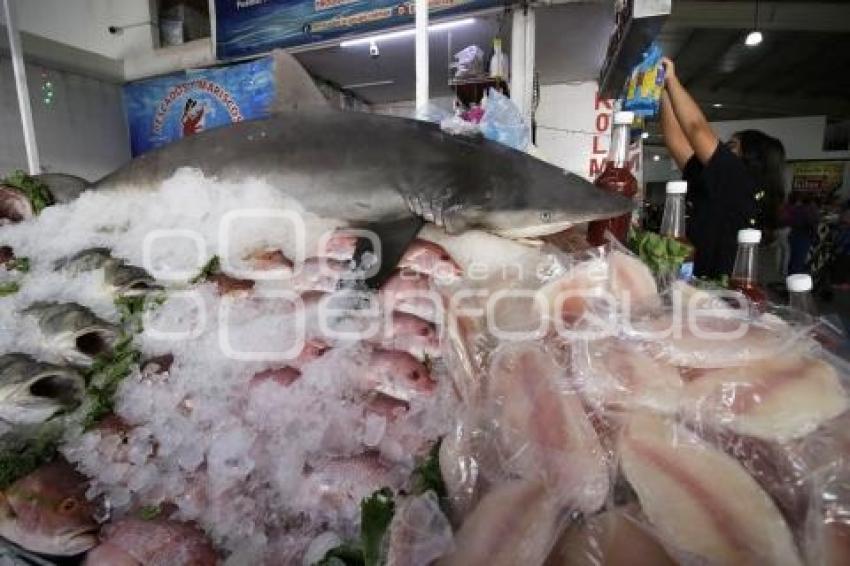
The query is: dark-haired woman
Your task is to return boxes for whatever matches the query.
[660,57,787,279]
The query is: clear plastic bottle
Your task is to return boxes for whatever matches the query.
[730,228,767,306]
[660,180,694,280]
[489,38,508,80]
[587,111,638,246]
[787,273,816,321]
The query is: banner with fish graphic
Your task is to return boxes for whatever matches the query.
[214,0,505,59]
[123,57,275,156]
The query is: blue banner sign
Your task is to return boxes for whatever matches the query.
[124,57,275,156]
[215,0,504,59]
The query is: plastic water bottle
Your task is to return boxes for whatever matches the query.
[787,273,816,322]
[659,180,694,280]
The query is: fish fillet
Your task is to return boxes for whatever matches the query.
[634,313,799,369]
[574,338,682,414]
[438,480,564,566]
[681,355,848,441]
[544,505,676,566]
[619,412,803,566]
[486,342,608,513]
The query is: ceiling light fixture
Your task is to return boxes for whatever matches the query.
[641,131,650,139]
[339,17,475,47]
[652,155,661,162]
[745,0,762,46]
[712,103,723,108]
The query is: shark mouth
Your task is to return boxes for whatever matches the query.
[494,220,575,239]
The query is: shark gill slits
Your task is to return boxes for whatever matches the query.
[540,210,553,223]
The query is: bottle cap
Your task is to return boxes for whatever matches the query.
[786,273,813,292]
[737,228,762,244]
[613,111,634,125]
[666,180,687,194]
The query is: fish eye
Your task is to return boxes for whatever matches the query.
[58,498,78,514]
[540,210,553,223]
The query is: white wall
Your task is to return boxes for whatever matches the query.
[711,116,850,162]
[0,56,130,181]
[0,0,154,61]
[535,81,642,184]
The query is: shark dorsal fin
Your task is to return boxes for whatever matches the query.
[270,50,331,113]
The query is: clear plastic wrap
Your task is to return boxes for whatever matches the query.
[437,240,850,566]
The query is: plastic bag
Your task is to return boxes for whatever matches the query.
[622,42,665,118]
[478,88,529,151]
[451,45,485,79]
[440,113,481,137]
[437,237,850,566]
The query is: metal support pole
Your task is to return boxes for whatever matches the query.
[2,0,39,174]
[509,6,535,128]
[415,0,429,116]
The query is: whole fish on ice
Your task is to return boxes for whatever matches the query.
[0,460,99,556]
[0,353,85,425]
[21,303,119,367]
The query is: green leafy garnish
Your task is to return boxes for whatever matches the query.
[318,488,396,566]
[82,335,141,429]
[190,255,220,284]
[137,504,162,520]
[0,281,20,296]
[411,439,446,499]
[361,488,395,566]
[2,170,53,214]
[0,422,63,488]
[5,257,29,272]
[115,293,165,333]
[627,228,693,275]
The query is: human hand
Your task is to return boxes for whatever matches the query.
[661,57,676,85]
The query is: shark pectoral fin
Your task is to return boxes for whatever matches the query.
[354,216,425,289]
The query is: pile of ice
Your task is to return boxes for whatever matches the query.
[0,170,459,560]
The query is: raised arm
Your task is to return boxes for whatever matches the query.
[660,91,694,170]
[661,57,719,165]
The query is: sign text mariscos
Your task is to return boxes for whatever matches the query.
[153,79,244,136]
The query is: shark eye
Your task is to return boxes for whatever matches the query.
[540,210,553,223]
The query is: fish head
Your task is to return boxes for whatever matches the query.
[447,151,634,239]
[0,186,34,224]
[103,262,162,297]
[0,461,98,556]
[0,355,85,424]
[23,303,119,366]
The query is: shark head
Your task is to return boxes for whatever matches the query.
[446,144,635,239]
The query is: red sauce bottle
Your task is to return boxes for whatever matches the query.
[729,228,767,306]
[659,180,694,280]
[587,111,638,246]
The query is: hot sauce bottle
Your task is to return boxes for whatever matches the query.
[659,180,694,280]
[730,228,767,306]
[587,111,638,246]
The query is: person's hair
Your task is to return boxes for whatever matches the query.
[732,130,787,233]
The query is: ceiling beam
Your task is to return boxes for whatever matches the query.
[668,1,850,33]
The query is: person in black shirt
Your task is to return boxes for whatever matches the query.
[659,58,787,279]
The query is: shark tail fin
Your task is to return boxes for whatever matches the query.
[270,49,331,113]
